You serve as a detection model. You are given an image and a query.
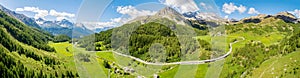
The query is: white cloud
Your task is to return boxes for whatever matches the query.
[111,17,129,24]
[248,7,260,14]
[236,5,246,13]
[101,18,127,27]
[86,5,157,30]
[15,7,75,21]
[160,0,199,13]
[199,2,212,10]
[82,17,130,30]
[224,15,229,19]
[116,5,156,18]
[111,17,122,23]
[87,21,114,29]
[289,9,300,18]
[49,10,75,21]
[222,3,236,14]
[55,17,67,21]
[200,2,206,7]
[97,22,114,27]
[15,8,25,11]
[15,7,48,19]
[222,3,247,14]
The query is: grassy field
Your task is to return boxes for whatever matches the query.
[96,52,115,62]
[158,64,208,78]
[73,47,107,77]
[95,51,213,78]
[230,31,284,46]
[96,52,163,77]
[49,42,107,77]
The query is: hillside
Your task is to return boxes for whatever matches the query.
[78,8,300,77]
[0,4,41,29]
[0,10,78,77]
[219,12,300,77]
[78,7,213,63]
[0,11,54,51]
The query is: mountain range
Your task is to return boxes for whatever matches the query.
[35,18,93,38]
[235,12,300,24]
[0,4,93,38]
[0,5,41,29]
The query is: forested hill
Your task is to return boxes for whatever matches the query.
[77,7,214,62]
[0,10,78,77]
[0,10,54,52]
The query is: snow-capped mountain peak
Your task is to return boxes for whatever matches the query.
[36,18,74,28]
[56,19,73,27]
[35,18,45,25]
[183,12,225,22]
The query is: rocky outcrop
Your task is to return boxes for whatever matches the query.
[243,18,261,23]
[275,12,298,23]
[237,12,299,24]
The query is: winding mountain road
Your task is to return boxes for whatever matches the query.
[97,37,245,65]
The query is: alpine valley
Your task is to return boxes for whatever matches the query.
[1,2,300,78]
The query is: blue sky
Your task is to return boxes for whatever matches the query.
[1,0,300,29]
[215,0,300,19]
[0,0,82,21]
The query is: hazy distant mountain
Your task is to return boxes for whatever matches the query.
[37,19,93,38]
[0,4,93,38]
[95,27,113,33]
[36,18,73,28]
[0,4,41,29]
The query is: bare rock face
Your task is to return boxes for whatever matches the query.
[154,7,186,23]
[129,7,189,25]
[243,18,261,23]
[275,12,298,23]
[155,7,183,18]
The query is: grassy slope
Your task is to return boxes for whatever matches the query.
[94,48,211,78]
[96,52,161,77]
[48,42,75,70]
[219,19,299,78]
[50,42,111,77]
[0,27,76,77]
[249,49,300,78]
[72,46,107,77]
